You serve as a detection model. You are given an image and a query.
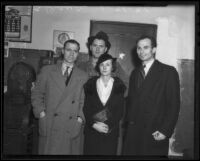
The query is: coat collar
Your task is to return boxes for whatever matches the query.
[84,76,126,95]
[51,63,65,91]
[52,63,83,109]
[84,76,126,108]
[50,62,80,93]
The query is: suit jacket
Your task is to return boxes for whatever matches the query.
[31,62,88,154]
[123,60,180,156]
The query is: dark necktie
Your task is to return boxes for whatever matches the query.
[137,65,146,88]
[64,67,69,77]
[64,67,71,86]
[141,64,146,79]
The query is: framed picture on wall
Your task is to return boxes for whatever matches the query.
[4,6,33,42]
[53,30,74,57]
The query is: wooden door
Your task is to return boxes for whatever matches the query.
[90,20,157,76]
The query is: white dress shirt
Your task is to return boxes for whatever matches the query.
[61,62,73,76]
[143,59,155,76]
[96,77,114,106]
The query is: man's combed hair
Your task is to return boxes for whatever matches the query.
[136,35,157,48]
[63,39,80,50]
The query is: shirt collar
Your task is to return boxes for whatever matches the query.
[99,77,114,87]
[143,59,155,74]
[62,61,74,69]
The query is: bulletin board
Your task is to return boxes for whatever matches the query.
[5,6,33,43]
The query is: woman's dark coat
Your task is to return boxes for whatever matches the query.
[83,76,126,155]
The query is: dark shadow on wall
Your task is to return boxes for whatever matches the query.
[3,62,38,155]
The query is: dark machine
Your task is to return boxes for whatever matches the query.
[3,62,37,154]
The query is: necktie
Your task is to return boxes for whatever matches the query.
[141,64,146,79]
[64,66,69,78]
[64,67,70,86]
[137,65,146,88]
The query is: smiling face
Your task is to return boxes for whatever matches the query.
[137,38,156,64]
[99,59,113,76]
[62,42,79,64]
[90,39,108,59]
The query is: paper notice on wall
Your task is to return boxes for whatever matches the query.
[20,16,31,41]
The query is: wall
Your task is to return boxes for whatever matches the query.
[8,5,195,66]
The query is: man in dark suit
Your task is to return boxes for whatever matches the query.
[123,35,180,156]
[31,39,88,154]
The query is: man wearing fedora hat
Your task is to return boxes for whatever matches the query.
[77,31,129,89]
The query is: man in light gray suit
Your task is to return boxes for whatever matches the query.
[31,39,88,155]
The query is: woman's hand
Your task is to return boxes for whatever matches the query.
[152,131,166,141]
[92,122,109,133]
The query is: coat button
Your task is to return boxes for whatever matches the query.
[72,100,75,104]
[69,116,72,120]
[54,113,58,116]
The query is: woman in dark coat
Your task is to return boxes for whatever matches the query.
[83,53,126,155]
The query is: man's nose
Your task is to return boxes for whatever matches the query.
[96,46,100,51]
[139,49,144,54]
[69,51,75,55]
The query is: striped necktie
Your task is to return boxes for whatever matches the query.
[64,67,73,86]
[141,64,146,79]
[64,66,69,78]
[137,65,146,88]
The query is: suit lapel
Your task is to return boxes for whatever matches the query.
[94,78,104,108]
[138,60,162,95]
[50,63,65,92]
[56,66,80,108]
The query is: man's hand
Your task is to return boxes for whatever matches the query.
[39,111,46,118]
[77,116,83,124]
[92,122,109,133]
[152,131,166,141]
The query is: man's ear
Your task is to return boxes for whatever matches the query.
[89,45,92,52]
[152,47,156,54]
